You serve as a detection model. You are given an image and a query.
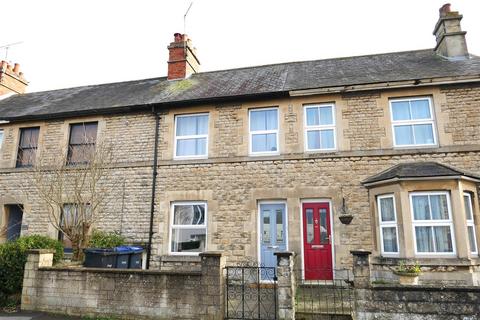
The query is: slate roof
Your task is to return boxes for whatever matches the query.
[362,162,480,185]
[1,49,480,121]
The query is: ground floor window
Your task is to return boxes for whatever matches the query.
[170,202,207,254]
[410,192,455,255]
[464,193,478,255]
[378,194,399,254]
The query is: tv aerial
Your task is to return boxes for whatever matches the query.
[184,2,193,35]
[0,42,23,61]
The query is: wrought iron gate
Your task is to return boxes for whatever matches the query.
[295,268,354,319]
[225,264,277,320]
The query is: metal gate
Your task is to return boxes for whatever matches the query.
[225,264,277,320]
[295,268,354,319]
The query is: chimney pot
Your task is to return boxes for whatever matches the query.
[439,3,451,16]
[0,60,28,95]
[174,33,184,42]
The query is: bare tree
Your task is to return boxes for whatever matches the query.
[24,129,121,261]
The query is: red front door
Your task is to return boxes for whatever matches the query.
[303,202,333,280]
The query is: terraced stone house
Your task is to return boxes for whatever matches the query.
[1,4,480,284]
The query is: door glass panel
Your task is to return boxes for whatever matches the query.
[306,209,314,243]
[276,209,284,242]
[262,211,271,244]
[320,208,328,244]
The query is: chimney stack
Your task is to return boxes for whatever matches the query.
[433,3,469,60]
[167,33,200,80]
[0,60,28,95]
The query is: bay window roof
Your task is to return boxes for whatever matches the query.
[362,162,480,187]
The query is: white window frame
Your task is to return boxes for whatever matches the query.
[0,129,3,150]
[377,194,399,255]
[304,104,337,152]
[390,97,437,148]
[410,191,456,256]
[173,113,209,160]
[249,107,280,156]
[169,201,207,256]
[464,192,478,255]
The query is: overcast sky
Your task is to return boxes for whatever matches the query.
[2,0,479,93]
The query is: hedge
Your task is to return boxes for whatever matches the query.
[0,235,63,305]
[89,230,125,248]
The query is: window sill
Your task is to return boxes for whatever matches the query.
[162,253,202,259]
[392,144,438,150]
[160,255,202,263]
[373,255,480,267]
[173,156,208,161]
[249,152,281,157]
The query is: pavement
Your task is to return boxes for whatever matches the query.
[0,312,83,320]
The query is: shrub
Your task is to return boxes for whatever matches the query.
[0,235,64,306]
[0,241,25,297]
[16,234,64,263]
[89,230,125,248]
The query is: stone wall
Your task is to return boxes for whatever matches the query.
[441,83,480,145]
[351,250,480,320]
[355,286,480,320]
[22,250,225,320]
[341,92,385,151]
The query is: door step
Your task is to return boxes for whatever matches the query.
[296,312,352,320]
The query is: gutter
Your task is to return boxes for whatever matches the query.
[146,108,160,269]
[0,91,288,123]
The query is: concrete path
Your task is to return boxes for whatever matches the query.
[0,312,83,320]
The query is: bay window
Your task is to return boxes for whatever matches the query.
[464,193,478,254]
[170,202,207,254]
[378,194,399,254]
[411,192,455,255]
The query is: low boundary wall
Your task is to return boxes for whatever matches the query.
[351,250,480,320]
[21,249,480,320]
[355,285,480,320]
[21,250,225,320]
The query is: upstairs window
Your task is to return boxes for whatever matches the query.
[0,129,4,149]
[378,195,399,254]
[170,202,207,254]
[411,192,455,255]
[464,193,478,255]
[249,108,279,155]
[16,127,40,168]
[304,104,336,151]
[174,114,209,159]
[390,97,436,147]
[67,122,98,165]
